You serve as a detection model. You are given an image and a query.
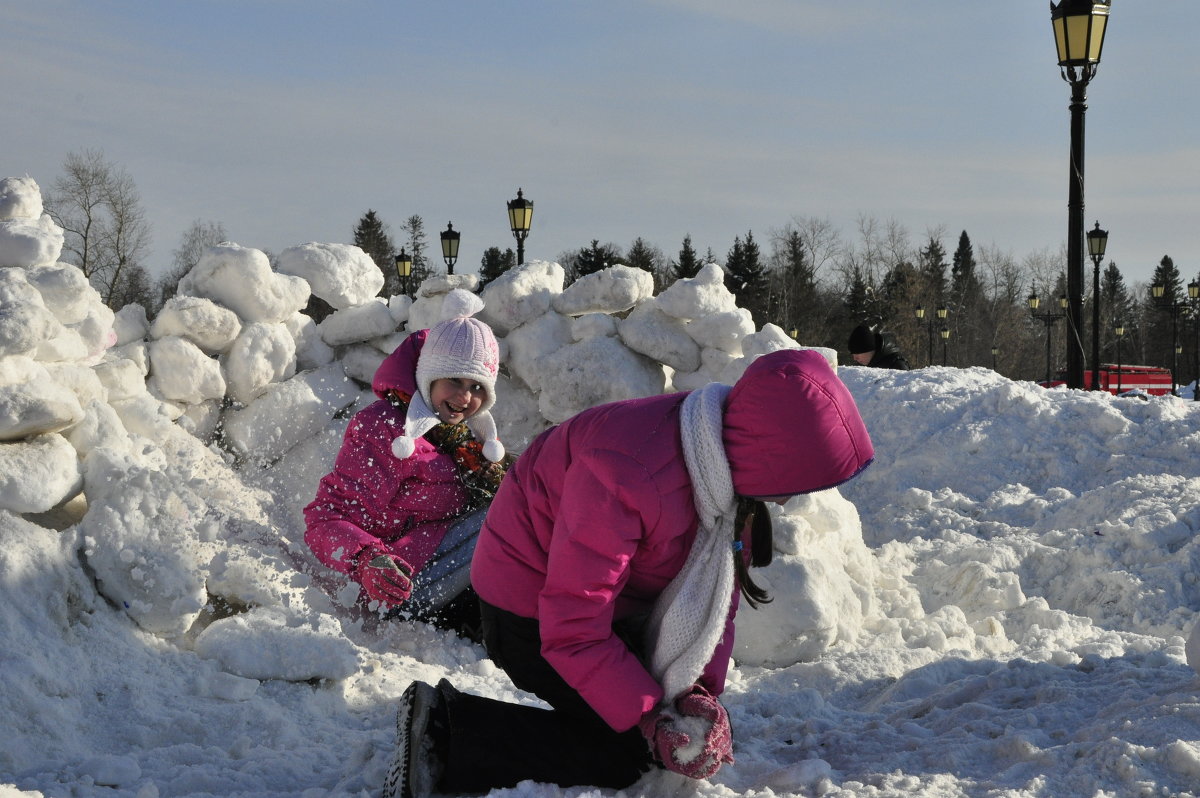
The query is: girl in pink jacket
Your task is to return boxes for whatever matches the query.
[383,348,874,798]
[303,290,508,638]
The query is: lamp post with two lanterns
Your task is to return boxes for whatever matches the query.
[914,305,948,367]
[1029,292,1068,385]
[1050,0,1112,389]
[1150,281,1190,397]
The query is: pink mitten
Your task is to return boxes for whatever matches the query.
[638,685,734,779]
[353,546,413,607]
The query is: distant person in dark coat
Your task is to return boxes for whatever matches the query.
[848,324,910,370]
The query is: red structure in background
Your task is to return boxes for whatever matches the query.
[1040,364,1174,396]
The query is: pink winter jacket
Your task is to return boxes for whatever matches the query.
[304,330,470,577]
[472,349,874,733]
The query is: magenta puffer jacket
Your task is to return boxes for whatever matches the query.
[471,349,873,733]
[304,330,469,577]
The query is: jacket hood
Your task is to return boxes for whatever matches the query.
[372,329,427,399]
[723,349,873,497]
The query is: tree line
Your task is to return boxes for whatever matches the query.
[43,150,1200,389]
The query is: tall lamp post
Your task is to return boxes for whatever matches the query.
[1191,280,1200,401]
[440,222,460,275]
[940,326,951,367]
[915,305,948,367]
[1151,281,1188,396]
[1051,0,1111,390]
[991,345,1000,372]
[394,248,412,298]
[507,188,534,266]
[1030,292,1068,385]
[1086,221,1108,389]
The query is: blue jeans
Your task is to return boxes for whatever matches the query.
[404,507,487,616]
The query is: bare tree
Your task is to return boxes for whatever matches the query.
[155,219,228,313]
[45,149,152,309]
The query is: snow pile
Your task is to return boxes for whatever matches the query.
[3,172,1200,797]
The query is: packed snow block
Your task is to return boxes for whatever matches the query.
[284,311,335,371]
[94,356,147,402]
[740,324,805,359]
[34,322,88,363]
[148,336,227,405]
[0,266,46,305]
[276,242,384,310]
[671,348,739,392]
[177,398,222,442]
[67,305,117,363]
[551,264,654,317]
[0,214,64,268]
[178,243,310,324]
[0,301,60,357]
[571,312,618,341]
[490,372,548,457]
[479,260,565,335]
[193,607,357,682]
[0,357,84,441]
[340,343,385,385]
[503,311,572,394]
[0,176,44,219]
[223,322,297,405]
[76,449,209,638]
[733,491,876,667]
[655,262,737,320]
[685,307,755,355]
[111,303,149,346]
[387,293,412,327]
[24,263,99,325]
[221,364,359,463]
[0,434,83,513]
[317,300,395,347]
[150,295,242,355]
[109,393,180,441]
[618,300,701,373]
[65,400,133,458]
[536,336,666,424]
[44,362,107,408]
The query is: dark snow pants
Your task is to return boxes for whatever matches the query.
[437,601,654,793]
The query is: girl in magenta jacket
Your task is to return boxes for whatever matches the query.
[383,348,874,798]
[303,290,508,636]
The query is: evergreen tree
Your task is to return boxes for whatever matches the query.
[919,235,948,301]
[724,231,768,325]
[479,246,516,288]
[565,240,623,283]
[352,209,397,296]
[672,234,701,281]
[1099,261,1133,363]
[1146,255,1183,374]
[626,237,669,292]
[400,215,434,290]
[769,229,821,343]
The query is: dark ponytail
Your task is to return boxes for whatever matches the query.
[733,497,774,609]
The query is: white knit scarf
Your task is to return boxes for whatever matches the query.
[645,382,737,704]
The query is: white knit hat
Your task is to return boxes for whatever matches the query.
[391,289,505,462]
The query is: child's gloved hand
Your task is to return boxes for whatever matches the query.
[637,684,733,779]
[352,546,413,606]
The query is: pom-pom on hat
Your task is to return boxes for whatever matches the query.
[391,289,505,462]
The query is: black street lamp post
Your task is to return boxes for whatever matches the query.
[440,222,460,275]
[915,305,948,367]
[991,345,1000,372]
[1030,292,1069,385]
[940,326,951,367]
[1087,221,1108,389]
[1051,0,1112,389]
[1151,281,1188,397]
[394,248,412,297]
[507,188,534,266]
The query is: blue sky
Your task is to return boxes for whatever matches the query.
[4,1,1198,287]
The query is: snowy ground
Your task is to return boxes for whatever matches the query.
[3,366,1200,798]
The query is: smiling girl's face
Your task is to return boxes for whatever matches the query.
[429,377,486,424]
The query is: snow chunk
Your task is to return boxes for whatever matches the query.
[0,214,63,268]
[276,242,385,310]
[151,295,242,354]
[478,260,565,335]
[551,264,654,317]
[179,243,310,323]
[536,337,666,423]
[193,607,358,682]
[318,300,396,347]
[147,336,227,405]
[656,262,737,320]
[618,300,701,373]
[0,434,82,513]
[0,176,43,220]
[223,322,297,405]
[0,357,84,441]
